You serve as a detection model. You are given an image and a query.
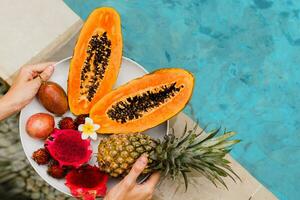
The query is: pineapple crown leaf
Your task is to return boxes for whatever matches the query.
[181,171,188,192]
[181,121,188,138]
[154,122,240,190]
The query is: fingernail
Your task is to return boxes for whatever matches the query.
[138,154,148,165]
[48,65,54,71]
[142,153,148,158]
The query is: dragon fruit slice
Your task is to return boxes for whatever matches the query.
[65,165,109,200]
[45,129,92,168]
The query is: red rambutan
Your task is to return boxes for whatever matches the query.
[58,117,76,130]
[74,114,89,129]
[47,163,67,179]
[32,148,50,165]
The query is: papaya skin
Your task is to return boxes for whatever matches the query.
[37,81,68,116]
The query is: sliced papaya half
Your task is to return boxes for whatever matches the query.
[68,7,122,115]
[90,68,194,134]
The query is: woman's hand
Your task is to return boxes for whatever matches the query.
[104,155,160,200]
[0,63,54,120]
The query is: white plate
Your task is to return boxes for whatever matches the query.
[19,56,169,196]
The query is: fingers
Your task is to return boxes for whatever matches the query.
[123,154,148,186]
[133,172,160,200]
[143,172,160,189]
[134,172,160,200]
[18,62,55,82]
[39,65,54,81]
[26,62,55,73]
[30,65,54,89]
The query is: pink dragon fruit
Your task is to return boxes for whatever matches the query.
[45,129,92,168]
[65,165,109,200]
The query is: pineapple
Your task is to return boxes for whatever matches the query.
[98,133,156,177]
[97,123,240,189]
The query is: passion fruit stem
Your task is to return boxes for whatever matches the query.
[38,74,46,83]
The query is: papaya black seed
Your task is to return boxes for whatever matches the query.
[107,82,184,123]
[80,32,111,102]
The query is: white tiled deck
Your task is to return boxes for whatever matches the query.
[0,0,82,84]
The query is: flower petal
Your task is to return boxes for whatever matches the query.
[85,117,93,124]
[81,133,89,140]
[90,132,97,140]
[78,124,84,132]
[93,124,100,131]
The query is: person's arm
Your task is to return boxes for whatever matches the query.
[0,95,20,120]
[0,63,54,121]
[105,154,160,200]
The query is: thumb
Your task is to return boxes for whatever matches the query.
[39,65,54,81]
[124,154,148,185]
[29,65,54,91]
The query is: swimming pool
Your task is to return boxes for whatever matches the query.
[64,1,300,199]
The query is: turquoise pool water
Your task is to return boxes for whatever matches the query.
[64,1,300,199]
